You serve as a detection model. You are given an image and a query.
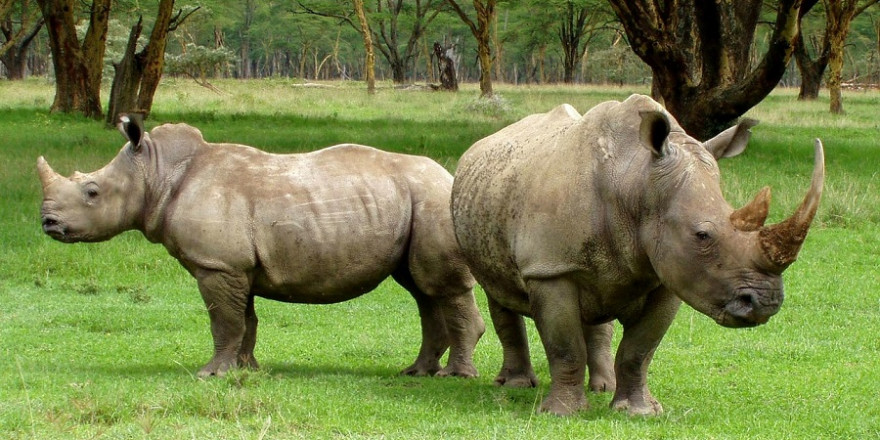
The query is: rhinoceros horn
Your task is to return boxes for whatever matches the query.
[37,156,62,190]
[755,139,825,271]
[730,186,771,232]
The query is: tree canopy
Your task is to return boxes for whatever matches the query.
[3,0,878,130]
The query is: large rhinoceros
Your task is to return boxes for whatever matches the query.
[38,117,485,378]
[451,94,824,416]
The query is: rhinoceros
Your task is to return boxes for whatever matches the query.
[38,117,485,378]
[451,94,824,416]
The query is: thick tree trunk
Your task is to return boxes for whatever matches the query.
[609,0,809,140]
[106,0,183,125]
[793,0,826,100]
[37,0,110,119]
[106,18,143,126]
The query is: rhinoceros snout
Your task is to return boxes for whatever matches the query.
[41,215,68,240]
[719,290,782,328]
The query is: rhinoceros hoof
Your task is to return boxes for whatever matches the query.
[493,373,538,388]
[588,375,616,393]
[610,396,664,416]
[400,362,441,377]
[435,364,479,378]
[538,394,588,416]
[197,359,238,378]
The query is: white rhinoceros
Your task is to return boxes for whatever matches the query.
[451,94,824,416]
[38,117,485,378]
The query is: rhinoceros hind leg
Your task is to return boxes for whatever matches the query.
[433,292,484,378]
[585,322,616,393]
[486,294,538,388]
[236,295,260,370]
[393,268,449,377]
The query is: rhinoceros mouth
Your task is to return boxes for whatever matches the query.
[714,288,781,328]
[41,216,75,242]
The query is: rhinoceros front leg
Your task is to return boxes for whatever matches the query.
[611,286,681,416]
[486,294,538,388]
[195,270,255,378]
[527,278,589,415]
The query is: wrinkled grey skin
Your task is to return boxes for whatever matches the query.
[451,95,824,416]
[38,119,485,378]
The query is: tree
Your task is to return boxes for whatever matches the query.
[556,0,609,83]
[1,0,43,79]
[796,0,878,105]
[794,0,828,99]
[353,0,375,93]
[446,0,497,97]
[106,1,198,125]
[37,0,111,119]
[608,0,812,140]
[297,0,446,84]
[825,0,878,113]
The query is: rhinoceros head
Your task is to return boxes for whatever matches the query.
[38,116,148,243]
[637,110,824,328]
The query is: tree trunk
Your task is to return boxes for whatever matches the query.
[353,0,375,94]
[609,0,810,140]
[560,2,588,84]
[106,0,186,125]
[825,0,862,114]
[448,0,496,97]
[1,0,44,79]
[239,0,254,79]
[433,41,458,91]
[37,0,111,119]
[793,0,827,100]
[106,17,142,126]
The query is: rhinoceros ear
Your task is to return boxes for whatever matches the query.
[117,114,145,153]
[638,110,671,157]
[703,118,758,160]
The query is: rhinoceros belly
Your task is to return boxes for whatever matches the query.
[250,180,412,304]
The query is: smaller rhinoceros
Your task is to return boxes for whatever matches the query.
[451,95,824,416]
[38,117,485,378]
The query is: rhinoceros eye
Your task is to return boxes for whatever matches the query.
[84,183,99,200]
[695,231,711,241]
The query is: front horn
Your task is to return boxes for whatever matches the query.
[758,139,825,271]
[37,156,62,190]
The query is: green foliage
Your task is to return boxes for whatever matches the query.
[164,43,238,83]
[0,79,878,439]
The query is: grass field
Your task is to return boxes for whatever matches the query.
[1,78,878,439]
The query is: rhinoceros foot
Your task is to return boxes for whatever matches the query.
[537,387,588,416]
[435,362,478,378]
[610,393,663,416]
[588,371,616,393]
[400,360,442,377]
[493,369,538,388]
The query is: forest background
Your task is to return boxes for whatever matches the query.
[2,0,878,93]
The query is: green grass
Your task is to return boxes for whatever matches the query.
[1,78,878,439]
